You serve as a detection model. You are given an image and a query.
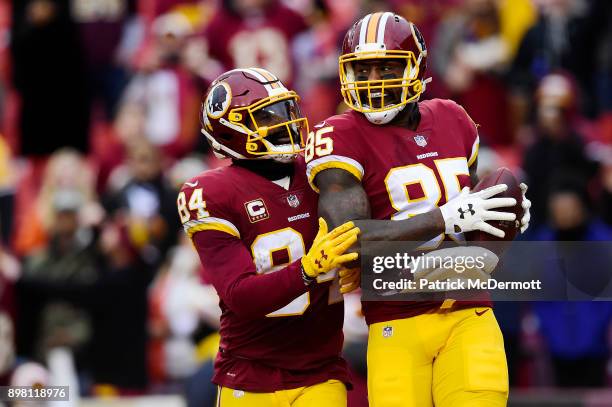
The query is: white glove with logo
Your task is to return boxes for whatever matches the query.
[439,184,517,238]
[519,183,531,233]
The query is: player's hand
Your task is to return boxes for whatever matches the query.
[519,183,531,233]
[339,267,360,294]
[439,184,517,238]
[302,218,360,278]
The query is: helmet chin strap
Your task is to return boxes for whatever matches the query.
[364,103,406,125]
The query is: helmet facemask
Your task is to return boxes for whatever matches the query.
[245,94,307,162]
[340,48,426,124]
[209,91,308,162]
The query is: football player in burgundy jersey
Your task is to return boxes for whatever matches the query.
[178,68,360,406]
[202,0,308,87]
[305,13,531,407]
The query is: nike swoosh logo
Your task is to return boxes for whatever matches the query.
[185,181,199,187]
[475,309,490,317]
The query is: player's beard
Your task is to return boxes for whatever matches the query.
[232,158,295,181]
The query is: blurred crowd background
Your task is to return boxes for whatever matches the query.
[1,0,612,405]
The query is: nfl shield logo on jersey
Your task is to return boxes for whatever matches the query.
[414,135,428,147]
[287,194,300,208]
[382,326,393,338]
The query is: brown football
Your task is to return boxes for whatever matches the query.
[464,167,523,243]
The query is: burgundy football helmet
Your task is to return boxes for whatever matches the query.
[201,68,308,161]
[339,12,429,124]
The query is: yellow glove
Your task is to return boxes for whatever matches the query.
[339,267,361,294]
[301,218,360,278]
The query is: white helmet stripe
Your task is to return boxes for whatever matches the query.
[377,12,392,43]
[243,68,274,95]
[358,14,372,46]
[252,67,289,93]
[243,67,266,81]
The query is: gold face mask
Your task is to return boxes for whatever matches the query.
[339,50,424,113]
[227,91,309,157]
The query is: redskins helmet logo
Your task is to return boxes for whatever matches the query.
[206,82,232,119]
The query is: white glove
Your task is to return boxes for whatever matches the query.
[439,184,517,238]
[519,183,531,233]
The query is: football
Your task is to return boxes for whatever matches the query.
[464,167,524,243]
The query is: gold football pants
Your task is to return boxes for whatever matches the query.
[367,306,508,407]
[216,379,346,407]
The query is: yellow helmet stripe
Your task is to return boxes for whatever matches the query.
[366,12,383,43]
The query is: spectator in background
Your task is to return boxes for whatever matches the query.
[13,149,100,256]
[531,176,612,387]
[433,0,512,145]
[11,0,89,155]
[496,0,537,59]
[201,0,309,87]
[16,189,99,374]
[157,233,221,406]
[147,0,202,18]
[0,245,19,385]
[0,310,15,385]
[522,73,598,228]
[72,0,140,121]
[601,164,612,227]
[119,12,202,159]
[594,3,612,143]
[104,140,179,267]
[390,0,463,50]
[510,0,611,119]
[292,0,355,125]
[147,154,217,391]
[0,137,15,244]
[15,178,156,393]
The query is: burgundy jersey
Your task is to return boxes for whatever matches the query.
[178,158,348,392]
[203,2,308,86]
[306,99,491,325]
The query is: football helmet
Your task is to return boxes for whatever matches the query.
[201,68,308,162]
[339,12,429,124]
